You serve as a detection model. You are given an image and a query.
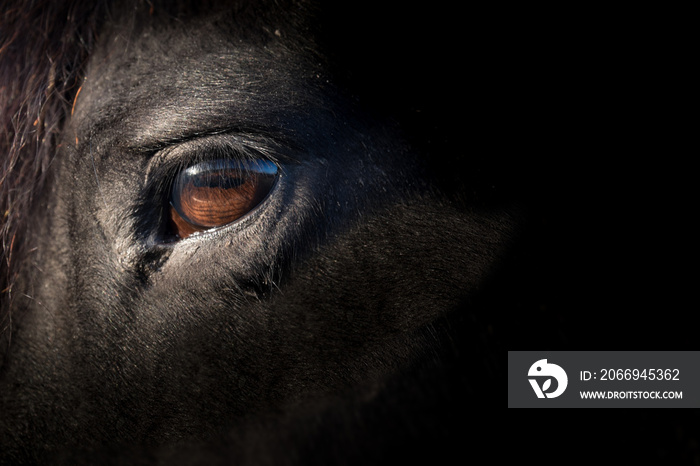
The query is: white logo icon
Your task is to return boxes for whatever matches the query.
[528,359,568,398]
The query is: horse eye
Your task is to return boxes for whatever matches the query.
[169,159,278,239]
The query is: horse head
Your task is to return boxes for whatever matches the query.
[0,1,518,463]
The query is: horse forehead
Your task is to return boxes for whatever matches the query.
[73,5,325,149]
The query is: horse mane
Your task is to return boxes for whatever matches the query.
[0,0,105,338]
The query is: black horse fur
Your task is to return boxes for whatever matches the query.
[1,1,519,463]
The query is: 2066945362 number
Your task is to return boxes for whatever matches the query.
[600,369,680,381]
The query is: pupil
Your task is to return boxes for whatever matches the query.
[192,172,245,189]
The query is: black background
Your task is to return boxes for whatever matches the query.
[493,6,696,465]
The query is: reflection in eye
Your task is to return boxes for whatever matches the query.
[170,159,278,239]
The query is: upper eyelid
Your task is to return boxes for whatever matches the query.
[143,132,291,186]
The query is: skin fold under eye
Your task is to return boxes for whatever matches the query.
[170,159,278,239]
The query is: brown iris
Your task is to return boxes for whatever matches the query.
[170,159,278,239]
